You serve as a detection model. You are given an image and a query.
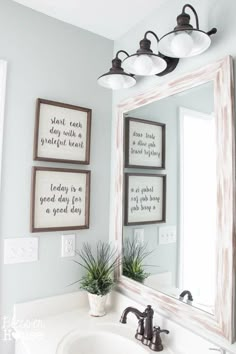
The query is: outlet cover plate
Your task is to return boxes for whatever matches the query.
[61,234,75,257]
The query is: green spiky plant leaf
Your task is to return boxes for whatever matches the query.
[72,242,119,296]
[122,238,153,283]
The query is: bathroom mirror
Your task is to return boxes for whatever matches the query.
[123,81,216,315]
[112,56,235,343]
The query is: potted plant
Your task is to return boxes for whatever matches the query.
[122,238,153,283]
[73,242,119,317]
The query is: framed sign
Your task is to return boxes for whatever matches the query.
[31,167,90,232]
[124,173,166,226]
[125,117,165,169]
[34,99,91,164]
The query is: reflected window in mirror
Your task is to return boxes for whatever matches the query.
[179,106,216,315]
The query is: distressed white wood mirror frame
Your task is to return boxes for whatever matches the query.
[112,56,235,343]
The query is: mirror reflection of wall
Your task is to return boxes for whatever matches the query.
[122,81,216,315]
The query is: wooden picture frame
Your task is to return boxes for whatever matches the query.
[31,167,90,233]
[124,173,166,226]
[112,56,236,344]
[34,98,92,164]
[125,117,165,169]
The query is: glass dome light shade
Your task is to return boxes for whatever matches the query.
[97,72,136,90]
[123,54,167,76]
[171,32,194,57]
[159,29,211,58]
[132,55,153,75]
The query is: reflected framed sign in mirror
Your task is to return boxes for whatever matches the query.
[125,117,165,169]
[112,56,235,344]
[124,173,166,226]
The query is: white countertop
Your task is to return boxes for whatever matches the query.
[13,291,173,354]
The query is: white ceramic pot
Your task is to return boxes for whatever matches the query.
[88,293,108,317]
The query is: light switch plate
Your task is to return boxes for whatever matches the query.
[158,226,177,245]
[4,238,38,264]
[61,234,75,257]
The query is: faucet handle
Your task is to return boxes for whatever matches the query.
[149,326,169,352]
[158,329,169,335]
[154,326,170,335]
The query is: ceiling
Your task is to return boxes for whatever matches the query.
[13,0,165,40]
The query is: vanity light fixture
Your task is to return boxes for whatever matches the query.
[97,4,217,89]
[97,50,136,90]
[158,4,217,58]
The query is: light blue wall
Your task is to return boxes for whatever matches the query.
[0,0,113,323]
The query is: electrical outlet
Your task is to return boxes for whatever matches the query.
[61,234,75,257]
[4,238,38,264]
[158,226,176,245]
[134,229,144,245]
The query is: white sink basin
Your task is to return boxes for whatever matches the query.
[56,324,158,354]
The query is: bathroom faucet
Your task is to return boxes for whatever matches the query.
[179,290,193,302]
[120,305,169,351]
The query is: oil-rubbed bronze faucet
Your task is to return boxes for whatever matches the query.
[179,290,193,304]
[120,305,169,351]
